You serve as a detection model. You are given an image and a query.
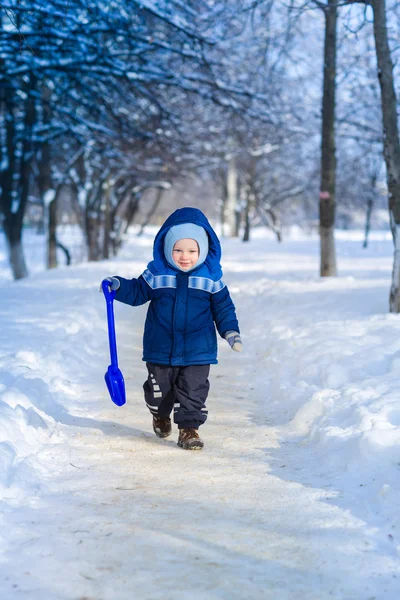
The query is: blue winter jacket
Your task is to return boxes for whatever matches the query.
[114,207,240,366]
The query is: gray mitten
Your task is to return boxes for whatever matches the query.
[224,331,242,352]
[99,277,120,292]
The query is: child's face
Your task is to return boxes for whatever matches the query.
[172,238,199,270]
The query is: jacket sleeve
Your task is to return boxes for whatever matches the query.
[211,285,240,338]
[114,275,153,306]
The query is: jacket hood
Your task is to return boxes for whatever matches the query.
[148,207,222,279]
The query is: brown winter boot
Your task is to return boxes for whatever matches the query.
[153,415,172,438]
[177,428,204,450]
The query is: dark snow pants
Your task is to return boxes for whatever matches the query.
[143,363,210,429]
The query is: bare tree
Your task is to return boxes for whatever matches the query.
[342,0,400,309]
[138,183,171,236]
[0,71,36,278]
[318,0,338,276]
[1,0,273,278]
[368,0,400,311]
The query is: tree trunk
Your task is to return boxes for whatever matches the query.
[0,86,28,279]
[83,173,106,262]
[102,183,111,259]
[86,213,101,261]
[138,188,164,236]
[226,157,239,237]
[2,219,28,279]
[38,85,58,269]
[363,197,373,249]
[319,0,337,277]
[218,166,228,237]
[235,208,241,237]
[266,207,282,242]
[56,240,71,265]
[48,198,58,268]
[370,0,400,311]
[122,192,141,236]
[256,204,282,242]
[234,181,245,237]
[363,173,376,249]
[243,190,253,242]
[0,76,35,279]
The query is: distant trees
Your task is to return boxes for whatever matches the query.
[3,0,400,316]
[284,0,400,313]
[1,0,271,278]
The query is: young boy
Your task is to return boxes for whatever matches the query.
[103,207,241,450]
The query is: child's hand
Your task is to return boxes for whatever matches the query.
[224,331,242,352]
[99,277,120,292]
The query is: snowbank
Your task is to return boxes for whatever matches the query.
[1,227,400,598]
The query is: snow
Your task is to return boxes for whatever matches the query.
[1,226,400,598]
[43,190,56,206]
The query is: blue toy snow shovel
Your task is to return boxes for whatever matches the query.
[102,279,126,406]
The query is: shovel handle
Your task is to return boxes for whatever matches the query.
[102,279,117,301]
[102,279,119,367]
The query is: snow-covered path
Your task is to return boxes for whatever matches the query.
[1,230,400,599]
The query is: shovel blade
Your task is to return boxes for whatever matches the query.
[105,365,126,407]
